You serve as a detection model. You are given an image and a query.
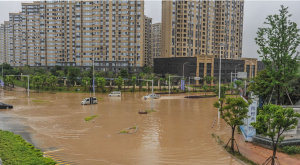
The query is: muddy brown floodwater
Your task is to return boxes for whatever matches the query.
[0,90,240,165]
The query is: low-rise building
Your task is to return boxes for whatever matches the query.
[154,55,265,84]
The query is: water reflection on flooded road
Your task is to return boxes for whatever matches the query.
[0,90,239,165]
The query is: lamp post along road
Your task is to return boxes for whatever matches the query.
[183,62,188,78]
[218,43,224,118]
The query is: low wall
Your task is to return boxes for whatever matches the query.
[252,135,300,149]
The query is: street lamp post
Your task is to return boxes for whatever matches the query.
[183,62,188,78]
[219,43,224,118]
[235,64,241,79]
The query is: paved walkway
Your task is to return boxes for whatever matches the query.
[235,134,300,165]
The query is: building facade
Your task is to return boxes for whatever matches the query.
[161,0,244,60]
[0,21,12,63]
[0,0,145,73]
[144,16,152,67]
[151,23,161,61]
[154,55,264,84]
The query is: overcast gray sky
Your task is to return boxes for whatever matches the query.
[1,0,300,60]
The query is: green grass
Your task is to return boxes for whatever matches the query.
[84,115,99,121]
[97,97,104,100]
[32,100,50,103]
[119,130,129,133]
[132,126,136,129]
[145,109,157,113]
[0,129,56,165]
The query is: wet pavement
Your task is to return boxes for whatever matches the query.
[0,89,273,164]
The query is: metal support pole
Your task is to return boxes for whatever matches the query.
[188,77,190,97]
[169,76,170,94]
[151,79,153,110]
[231,72,232,84]
[93,55,95,97]
[27,75,29,98]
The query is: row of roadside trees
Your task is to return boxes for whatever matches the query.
[214,6,300,165]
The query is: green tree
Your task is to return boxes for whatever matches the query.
[202,83,208,95]
[67,66,80,86]
[108,71,114,78]
[255,5,300,105]
[63,66,69,76]
[251,104,300,165]
[40,74,47,90]
[33,76,42,93]
[82,77,91,91]
[233,80,242,97]
[248,69,273,107]
[120,69,128,78]
[22,76,28,92]
[159,78,165,91]
[46,75,58,92]
[96,77,106,93]
[214,85,228,116]
[203,76,212,86]
[214,97,251,154]
[115,76,123,91]
[142,67,153,74]
[131,76,136,93]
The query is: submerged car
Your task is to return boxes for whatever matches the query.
[143,94,160,100]
[0,102,13,109]
[81,97,97,105]
[108,91,121,97]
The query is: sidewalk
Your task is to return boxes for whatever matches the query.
[235,134,300,165]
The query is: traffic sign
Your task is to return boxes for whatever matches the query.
[237,72,247,78]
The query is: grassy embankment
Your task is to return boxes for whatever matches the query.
[0,130,56,165]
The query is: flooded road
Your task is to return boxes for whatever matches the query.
[0,90,239,165]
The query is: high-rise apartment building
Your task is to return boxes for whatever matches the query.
[22,2,41,67]
[9,13,23,66]
[0,0,145,73]
[161,0,244,60]
[39,0,144,72]
[151,23,161,60]
[144,16,152,67]
[0,21,12,63]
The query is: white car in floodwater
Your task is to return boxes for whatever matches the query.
[108,91,122,97]
[143,94,161,100]
[81,97,97,105]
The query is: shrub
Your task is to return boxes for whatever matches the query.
[102,88,107,93]
[163,87,167,91]
[173,87,177,91]
[281,146,300,155]
[58,87,63,91]
[153,88,157,91]
[129,88,133,92]
[176,89,179,93]
[142,88,146,91]
[75,88,78,92]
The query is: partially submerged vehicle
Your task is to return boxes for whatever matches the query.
[0,102,13,109]
[143,94,160,100]
[81,97,97,105]
[108,91,121,97]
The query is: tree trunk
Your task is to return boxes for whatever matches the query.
[271,145,277,165]
[231,126,236,153]
[277,85,280,105]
